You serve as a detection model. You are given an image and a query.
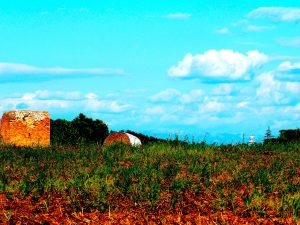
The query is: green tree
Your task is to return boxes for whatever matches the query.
[264,126,273,143]
[50,119,78,146]
[278,129,300,143]
[51,113,109,146]
[71,113,109,145]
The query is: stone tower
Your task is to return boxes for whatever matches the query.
[0,110,50,147]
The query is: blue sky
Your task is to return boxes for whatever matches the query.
[1,0,300,143]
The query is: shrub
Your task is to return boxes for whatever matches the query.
[278,129,300,143]
[51,113,108,146]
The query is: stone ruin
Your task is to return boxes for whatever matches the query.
[0,110,50,147]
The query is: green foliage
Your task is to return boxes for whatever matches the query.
[262,128,300,144]
[51,113,109,146]
[264,126,274,144]
[0,141,300,219]
[50,119,79,146]
[279,129,300,143]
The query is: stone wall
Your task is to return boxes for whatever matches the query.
[0,110,50,147]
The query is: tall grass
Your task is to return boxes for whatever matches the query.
[0,141,299,221]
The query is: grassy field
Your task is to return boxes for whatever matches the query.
[0,141,300,224]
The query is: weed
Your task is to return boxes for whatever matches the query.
[0,141,299,222]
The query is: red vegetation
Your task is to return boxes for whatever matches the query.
[0,193,297,224]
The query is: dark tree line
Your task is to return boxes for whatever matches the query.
[120,130,167,145]
[51,114,299,147]
[264,127,300,144]
[51,113,109,146]
[51,114,165,146]
[278,129,300,143]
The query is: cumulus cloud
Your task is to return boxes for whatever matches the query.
[256,73,284,104]
[275,61,300,81]
[0,62,124,83]
[168,49,268,82]
[164,13,191,19]
[248,7,300,23]
[0,90,130,115]
[278,61,300,71]
[255,72,300,105]
[285,82,300,94]
[149,59,300,135]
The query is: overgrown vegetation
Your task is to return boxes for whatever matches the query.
[265,127,300,144]
[0,141,299,224]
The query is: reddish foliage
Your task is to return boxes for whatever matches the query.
[0,194,5,209]
[0,193,297,224]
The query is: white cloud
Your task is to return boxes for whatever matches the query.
[0,62,124,82]
[150,89,181,102]
[248,7,300,23]
[84,100,130,113]
[232,19,249,27]
[0,90,130,115]
[244,25,273,32]
[0,63,124,75]
[151,89,205,104]
[199,101,225,113]
[85,92,98,99]
[216,27,230,34]
[164,13,191,19]
[21,90,82,101]
[145,106,165,115]
[275,61,300,81]
[278,37,300,47]
[64,92,82,100]
[278,61,300,71]
[168,49,268,81]
[237,101,249,108]
[285,82,300,94]
[256,73,282,104]
[255,72,300,104]
[213,84,234,95]
[179,90,204,104]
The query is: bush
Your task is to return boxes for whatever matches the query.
[278,129,300,143]
[51,113,109,146]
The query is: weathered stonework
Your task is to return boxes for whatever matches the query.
[0,110,50,147]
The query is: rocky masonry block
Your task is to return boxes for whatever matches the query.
[0,110,50,147]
